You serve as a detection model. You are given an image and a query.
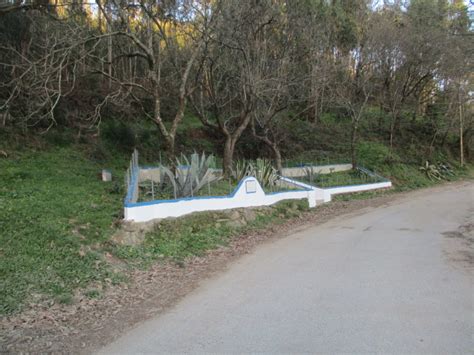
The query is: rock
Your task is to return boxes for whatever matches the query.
[112,220,157,246]
[227,219,246,228]
[112,230,146,246]
[241,209,257,222]
[228,210,242,221]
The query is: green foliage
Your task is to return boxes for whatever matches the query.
[253,159,278,188]
[303,166,320,184]
[232,158,278,188]
[297,169,383,188]
[139,178,233,201]
[0,147,124,315]
[233,159,253,183]
[419,161,454,181]
[160,152,220,198]
[85,289,102,299]
[101,120,137,151]
[44,129,75,147]
[357,141,399,168]
[113,200,309,265]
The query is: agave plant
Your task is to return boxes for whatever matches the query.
[437,162,454,178]
[419,161,443,181]
[232,158,277,188]
[303,166,319,184]
[420,161,455,181]
[233,159,253,183]
[253,159,278,188]
[160,152,220,198]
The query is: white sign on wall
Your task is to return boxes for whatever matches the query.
[245,180,257,193]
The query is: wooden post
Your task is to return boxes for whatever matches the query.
[459,90,464,167]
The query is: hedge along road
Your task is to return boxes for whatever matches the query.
[99,182,473,354]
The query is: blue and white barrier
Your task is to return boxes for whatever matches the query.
[124,176,315,222]
[123,164,391,223]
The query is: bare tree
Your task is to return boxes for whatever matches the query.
[0,10,95,131]
[92,0,212,160]
[191,0,280,175]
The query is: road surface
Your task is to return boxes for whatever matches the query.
[100,183,473,354]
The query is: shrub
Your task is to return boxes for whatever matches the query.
[357,141,399,168]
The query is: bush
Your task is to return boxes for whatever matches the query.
[357,141,399,168]
[101,120,136,150]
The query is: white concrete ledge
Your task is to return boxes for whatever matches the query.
[323,181,392,201]
[124,177,314,222]
[124,165,392,223]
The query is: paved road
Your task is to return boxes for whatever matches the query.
[100,183,473,354]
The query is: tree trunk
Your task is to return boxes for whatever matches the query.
[107,30,112,89]
[351,123,358,169]
[222,137,235,177]
[166,136,176,163]
[389,112,397,152]
[256,135,283,173]
[459,95,464,167]
[272,144,283,174]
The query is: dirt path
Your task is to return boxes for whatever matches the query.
[1,181,472,353]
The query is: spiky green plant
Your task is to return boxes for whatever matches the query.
[303,166,320,184]
[160,152,221,198]
[419,161,455,181]
[232,159,278,188]
[253,159,278,188]
[233,159,253,183]
[419,161,443,181]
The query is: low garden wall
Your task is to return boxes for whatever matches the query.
[123,162,391,223]
[124,176,316,222]
[322,181,392,201]
[281,163,352,177]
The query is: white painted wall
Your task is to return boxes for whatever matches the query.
[125,177,315,222]
[125,166,392,223]
[281,164,352,177]
[323,181,392,202]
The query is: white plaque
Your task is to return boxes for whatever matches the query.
[245,180,257,193]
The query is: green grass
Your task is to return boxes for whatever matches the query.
[0,145,311,315]
[137,177,303,202]
[113,199,309,267]
[138,178,235,202]
[0,138,470,316]
[0,147,125,314]
[293,169,385,188]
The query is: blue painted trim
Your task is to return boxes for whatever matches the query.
[124,176,314,209]
[123,165,390,210]
[124,166,140,205]
[125,176,258,208]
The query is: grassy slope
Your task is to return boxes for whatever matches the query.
[0,148,124,313]
[0,122,471,315]
[0,146,308,315]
